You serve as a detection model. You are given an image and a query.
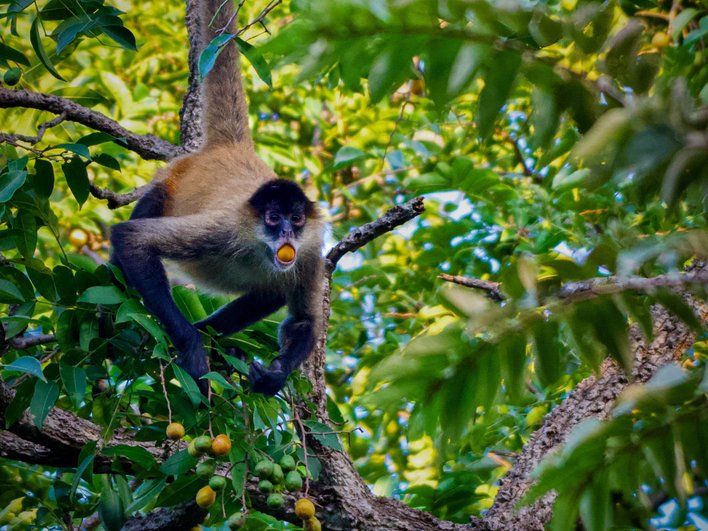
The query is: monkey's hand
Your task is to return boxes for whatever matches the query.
[249,360,287,396]
[177,345,210,395]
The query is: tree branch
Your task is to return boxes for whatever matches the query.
[89,183,150,209]
[179,0,205,153]
[438,273,504,302]
[474,283,708,530]
[325,196,425,272]
[438,270,708,304]
[0,88,178,161]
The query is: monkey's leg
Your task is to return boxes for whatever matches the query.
[111,215,225,394]
[249,316,316,395]
[196,291,285,336]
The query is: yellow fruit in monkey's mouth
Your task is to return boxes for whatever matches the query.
[276,244,296,263]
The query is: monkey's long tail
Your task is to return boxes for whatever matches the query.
[201,0,251,148]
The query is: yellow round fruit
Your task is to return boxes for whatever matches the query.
[276,244,296,263]
[195,485,217,508]
[304,516,322,531]
[211,434,232,456]
[294,498,316,520]
[68,228,89,247]
[652,31,670,48]
[165,422,185,440]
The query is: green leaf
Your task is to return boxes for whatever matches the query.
[302,420,343,451]
[14,212,37,259]
[172,286,207,322]
[30,17,65,81]
[0,279,26,304]
[202,371,235,390]
[29,380,59,428]
[532,321,563,388]
[653,289,703,332]
[160,449,198,476]
[26,263,57,302]
[59,363,86,408]
[70,442,96,502]
[98,475,126,531]
[0,169,28,203]
[501,335,527,402]
[333,146,367,169]
[199,34,236,79]
[33,159,54,198]
[236,37,272,88]
[77,286,126,305]
[62,156,90,207]
[670,8,699,41]
[4,356,46,382]
[103,445,158,471]
[101,25,137,50]
[477,51,521,139]
[0,42,30,66]
[125,478,166,513]
[57,143,92,160]
[93,153,121,171]
[172,365,204,406]
[367,39,417,104]
[5,379,35,428]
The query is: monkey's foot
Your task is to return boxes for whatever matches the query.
[249,361,287,396]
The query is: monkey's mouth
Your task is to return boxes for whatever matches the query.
[275,244,296,267]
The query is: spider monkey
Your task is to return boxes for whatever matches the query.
[110,0,324,396]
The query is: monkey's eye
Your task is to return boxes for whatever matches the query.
[291,214,305,227]
[265,213,281,226]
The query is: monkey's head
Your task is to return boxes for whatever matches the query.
[249,179,316,271]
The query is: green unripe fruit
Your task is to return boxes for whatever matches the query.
[254,459,273,479]
[3,68,21,86]
[226,512,246,529]
[266,493,285,509]
[187,440,202,458]
[279,455,296,471]
[284,470,303,492]
[271,463,284,484]
[196,459,216,477]
[258,479,273,493]
[194,435,213,453]
[209,475,227,491]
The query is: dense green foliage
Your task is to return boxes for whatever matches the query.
[0,0,706,529]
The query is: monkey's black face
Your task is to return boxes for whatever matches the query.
[248,179,315,271]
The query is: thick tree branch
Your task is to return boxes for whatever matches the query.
[473,287,708,530]
[0,88,178,161]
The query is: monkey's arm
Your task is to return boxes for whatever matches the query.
[111,214,226,393]
[249,260,323,396]
[196,291,285,336]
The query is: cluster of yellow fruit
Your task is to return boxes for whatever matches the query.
[253,454,304,511]
[165,423,232,509]
[295,498,321,531]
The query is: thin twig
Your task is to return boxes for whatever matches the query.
[236,0,282,36]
